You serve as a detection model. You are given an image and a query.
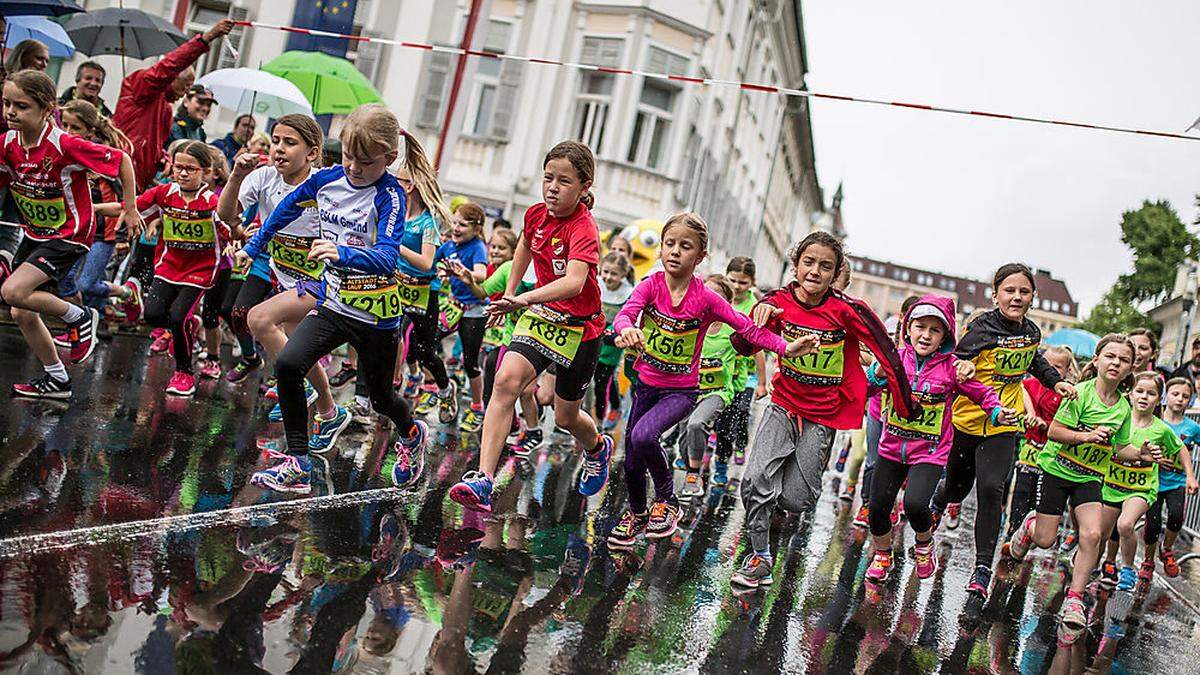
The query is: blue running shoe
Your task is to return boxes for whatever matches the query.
[1117,565,1136,592]
[578,434,613,496]
[250,454,312,494]
[449,470,494,512]
[308,406,351,454]
[268,382,318,422]
[673,454,687,471]
[389,420,428,488]
[711,460,729,488]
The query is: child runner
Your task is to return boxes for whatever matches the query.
[595,251,634,432]
[98,140,223,396]
[1143,377,1200,581]
[0,71,140,398]
[712,257,766,480]
[863,295,1017,583]
[437,201,489,430]
[607,215,815,544]
[1004,334,1161,643]
[728,232,920,591]
[1100,373,1183,592]
[930,263,1076,605]
[449,141,612,512]
[238,104,428,494]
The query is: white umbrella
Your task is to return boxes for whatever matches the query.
[196,68,314,118]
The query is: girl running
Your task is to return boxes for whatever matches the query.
[863,295,1017,583]
[98,141,223,396]
[712,257,765,481]
[607,218,815,545]
[1004,334,1161,641]
[436,201,489,430]
[595,251,634,432]
[728,232,920,591]
[930,263,1076,604]
[1,71,140,398]
[449,141,612,512]
[1143,377,1199,581]
[237,104,428,494]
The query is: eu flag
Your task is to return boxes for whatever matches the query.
[286,0,360,58]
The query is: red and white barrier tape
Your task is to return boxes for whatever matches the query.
[236,20,1198,143]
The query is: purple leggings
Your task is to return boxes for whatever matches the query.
[624,381,698,513]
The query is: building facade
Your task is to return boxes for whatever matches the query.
[57,0,825,281]
[846,255,1079,334]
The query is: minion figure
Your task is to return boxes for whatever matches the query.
[605,219,663,280]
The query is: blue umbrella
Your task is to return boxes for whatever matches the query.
[1044,328,1100,359]
[5,16,75,58]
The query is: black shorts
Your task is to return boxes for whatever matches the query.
[13,237,86,293]
[506,336,601,402]
[1036,471,1102,516]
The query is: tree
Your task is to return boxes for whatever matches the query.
[1078,285,1156,336]
[1114,200,1199,305]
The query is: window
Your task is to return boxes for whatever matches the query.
[627,79,677,170]
[1063,303,1071,314]
[186,2,234,76]
[573,38,624,152]
[463,20,512,136]
[645,45,690,76]
[967,283,976,294]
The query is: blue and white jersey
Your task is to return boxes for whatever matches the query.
[244,165,405,328]
[238,165,320,289]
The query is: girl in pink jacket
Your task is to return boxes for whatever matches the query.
[864,295,1016,583]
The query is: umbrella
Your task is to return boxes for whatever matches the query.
[1044,328,1100,359]
[63,7,187,59]
[0,0,83,17]
[263,51,382,116]
[196,68,314,118]
[5,16,75,58]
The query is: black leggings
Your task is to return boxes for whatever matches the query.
[714,388,753,462]
[227,274,272,360]
[456,315,486,379]
[275,306,414,457]
[1007,467,1040,536]
[403,290,448,389]
[593,362,619,421]
[482,346,502,407]
[202,267,232,330]
[1144,486,1187,544]
[868,457,942,536]
[932,430,1018,567]
[144,278,203,374]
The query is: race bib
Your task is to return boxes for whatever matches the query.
[780,325,845,386]
[11,186,67,234]
[886,392,946,442]
[268,234,324,280]
[993,343,1037,384]
[162,214,215,249]
[639,310,700,374]
[398,280,431,316]
[483,324,506,347]
[440,294,464,334]
[1105,459,1155,494]
[338,273,402,320]
[699,357,728,392]
[1053,435,1111,479]
[1018,438,1044,467]
[512,306,585,368]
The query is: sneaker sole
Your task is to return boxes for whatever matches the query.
[645,521,679,539]
[251,476,312,494]
[448,484,492,513]
[606,535,637,549]
[12,388,71,400]
[310,413,353,454]
[166,389,196,396]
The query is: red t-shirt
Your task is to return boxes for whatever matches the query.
[1021,376,1062,447]
[522,202,603,340]
[138,182,227,288]
[0,125,123,247]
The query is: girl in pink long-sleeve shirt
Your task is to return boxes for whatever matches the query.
[606,213,816,547]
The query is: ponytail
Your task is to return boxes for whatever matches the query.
[581,190,595,209]
[62,99,132,153]
[400,129,452,227]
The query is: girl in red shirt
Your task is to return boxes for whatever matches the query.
[449,141,613,513]
[0,71,140,400]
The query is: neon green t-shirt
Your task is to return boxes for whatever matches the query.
[699,323,737,405]
[1037,378,1132,484]
[1101,417,1182,504]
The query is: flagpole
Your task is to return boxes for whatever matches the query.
[435,0,485,171]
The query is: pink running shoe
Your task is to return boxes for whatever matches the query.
[911,539,937,579]
[165,371,196,396]
[865,550,893,583]
[150,329,171,354]
[121,279,143,323]
[198,359,222,380]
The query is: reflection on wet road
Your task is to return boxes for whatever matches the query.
[0,333,1197,673]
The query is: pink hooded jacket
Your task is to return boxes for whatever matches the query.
[869,295,1003,466]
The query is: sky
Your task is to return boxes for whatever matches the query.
[800,1,1200,315]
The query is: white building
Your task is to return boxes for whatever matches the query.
[59,0,824,280]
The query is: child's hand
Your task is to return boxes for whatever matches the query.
[755,380,771,400]
[751,303,782,327]
[487,295,527,315]
[233,249,252,272]
[1024,412,1047,430]
[785,333,821,358]
[954,359,976,383]
[449,260,473,283]
[1139,442,1163,464]
[1187,477,1199,496]
[231,152,261,179]
[485,311,505,329]
[995,407,1020,427]
[307,239,340,263]
[120,207,144,240]
[1055,381,1078,400]
[614,327,644,351]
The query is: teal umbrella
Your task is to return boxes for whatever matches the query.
[1044,328,1100,359]
[262,50,382,116]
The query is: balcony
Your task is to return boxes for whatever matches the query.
[593,159,678,224]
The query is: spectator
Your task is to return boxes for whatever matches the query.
[112,19,234,189]
[59,61,112,117]
[211,113,255,165]
[4,39,49,74]
[167,84,216,147]
[321,138,342,167]
[0,39,50,255]
[1171,336,1200,381]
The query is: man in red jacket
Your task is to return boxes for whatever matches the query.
[112,19,235,190]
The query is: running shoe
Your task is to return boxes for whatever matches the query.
[711,460,729,488]
[945,503,962,530]
[1059,594,1087,631]
[65,307,99,364]
[1138,558,1156,585]
[1100,561,1118,590]
[646,500,683,539]
[929,507,943,532]
[437,380,459,424]
[1059,531,1078,553]
[263,382,279,400]
[198,358,222,380]
[1161,548,1182,578]
[511,428,544,459]
[852,505,870,528]
[839,482,856,503]
[329,363,358,388]
[733,447,746,466]
[603,408,621,432]
[268,382,318,422]
[1116,565,1136,592]
[308,406,351,454]
[237,525,299,574]
[560,534,591,596]
[1002,511,1037,561]
[730,553,774,589]
[435,526,484,570]
[866,550,893,582]
[966,564,992,601]
[149,329,171,354]
[607,510,648,548]
[414,387,437,415]
[389,420,429,488]
[578,434,613,496]
[449,470,494,512]
[461,406,483,433]
[165,371,196,396]
[911,539,937,579]
[120,278,143,323]
[52,331,70,349]
[11,373,71,400]
[835,442,850,472]
[680,472,705,498]
[226,356,261,384]
[250,454,312,494]
[673,454,688,471]
[401,373,422,399]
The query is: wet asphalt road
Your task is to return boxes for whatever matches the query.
[0,331,1197,674]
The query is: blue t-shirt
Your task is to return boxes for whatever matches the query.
[1162,417,1199,491]
[397,210,440,280]
[434,237,488,306]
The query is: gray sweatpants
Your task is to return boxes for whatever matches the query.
[683,394,727,464]
[740,403,835,552]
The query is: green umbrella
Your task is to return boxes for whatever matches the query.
[262,50,382,115]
